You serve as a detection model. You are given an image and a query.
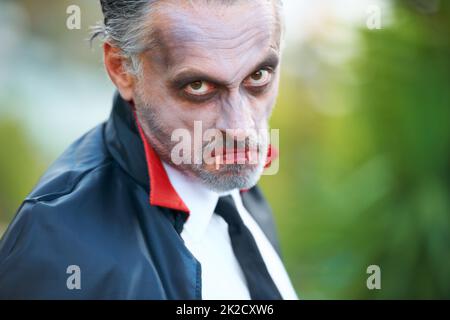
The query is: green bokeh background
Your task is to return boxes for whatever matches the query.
[0,0,449,299]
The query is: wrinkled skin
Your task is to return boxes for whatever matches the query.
[105,0,282,191]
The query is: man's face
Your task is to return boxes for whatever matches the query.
[133,0,281,191]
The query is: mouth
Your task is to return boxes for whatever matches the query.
[210,146,259,164]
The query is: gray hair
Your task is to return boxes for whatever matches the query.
[91,0,284,76]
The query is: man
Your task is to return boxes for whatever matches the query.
[0,0,297,299]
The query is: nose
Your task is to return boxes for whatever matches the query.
[216,89,254,134]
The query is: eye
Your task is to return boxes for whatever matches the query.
[244,69,272,87]
[183,81,216,96]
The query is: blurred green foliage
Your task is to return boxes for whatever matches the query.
[0,118,46,233]
[260,0,450,299]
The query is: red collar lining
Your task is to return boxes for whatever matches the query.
[134,111,190,214]
[133,109,277,211]
[265,144,278,169]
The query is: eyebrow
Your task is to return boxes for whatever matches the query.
[168,52,280,89]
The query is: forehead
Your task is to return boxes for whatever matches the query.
[148,0,280,76]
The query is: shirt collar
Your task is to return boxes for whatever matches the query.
[162,162,229,241]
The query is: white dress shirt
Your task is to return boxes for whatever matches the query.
[163,162,298,300]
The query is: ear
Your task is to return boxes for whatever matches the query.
[103,42,135,101]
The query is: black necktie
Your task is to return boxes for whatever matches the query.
[214,195,283,300]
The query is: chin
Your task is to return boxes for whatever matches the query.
[191,163,265,192]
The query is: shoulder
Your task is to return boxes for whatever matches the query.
[241,185,282,256]
[27,124,113,202]
[0,124,150,298]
